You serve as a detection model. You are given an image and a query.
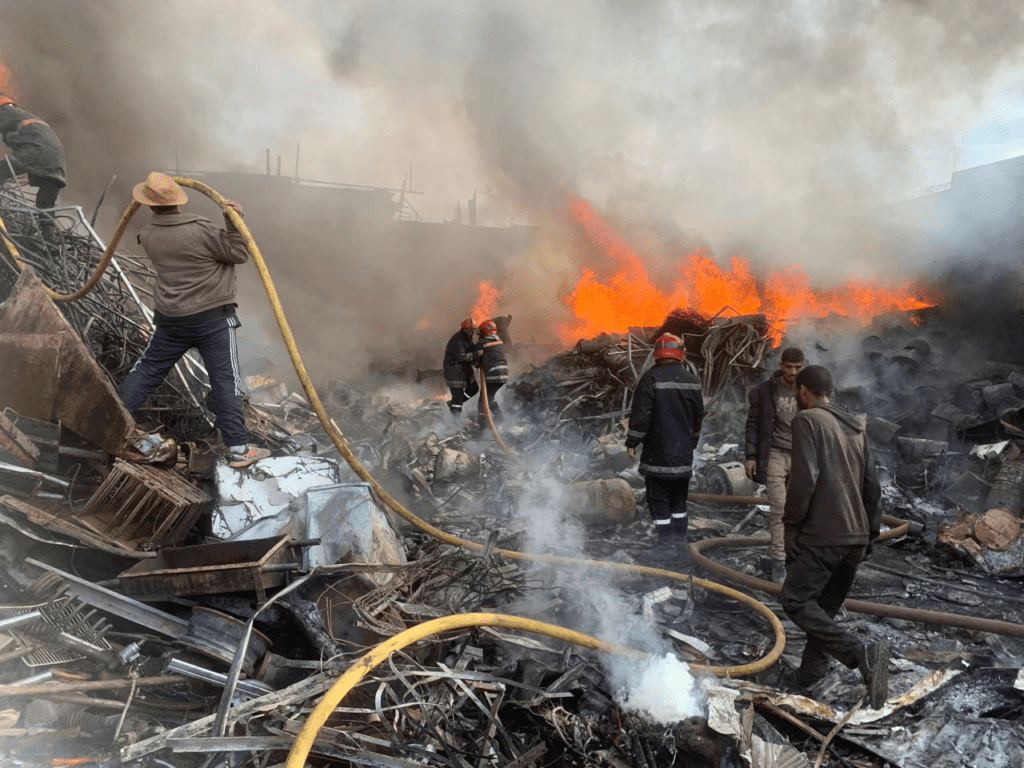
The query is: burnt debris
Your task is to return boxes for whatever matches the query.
[1,179,1024,767]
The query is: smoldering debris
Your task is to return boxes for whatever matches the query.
[3,189,1024,768]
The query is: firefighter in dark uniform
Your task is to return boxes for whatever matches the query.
[625,333,704,554]
[443,319,480,417]
[476,318,509,423]
[0,96,66,210]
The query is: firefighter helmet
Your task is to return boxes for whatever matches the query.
[478,319,498,336]
[653,333,685,361]
[0,96,14,108]
[461,318,475,331]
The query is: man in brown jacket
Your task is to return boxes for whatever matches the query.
[118,172,270,468]
[780,365,888,708]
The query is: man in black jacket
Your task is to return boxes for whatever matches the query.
[625,333,704,554]
[443,319,479,417]
[744,346,805,579]
[781,365,888,709]
[0,95,66,210]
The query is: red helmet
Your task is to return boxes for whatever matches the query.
[653,333,685,361]
[478,319,498,336]
[460,318,475,330]
[0,96,14,108]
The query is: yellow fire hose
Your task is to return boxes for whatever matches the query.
[285,612,643,768]
[3,180,786,761]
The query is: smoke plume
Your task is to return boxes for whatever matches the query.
[1,1,1022,379]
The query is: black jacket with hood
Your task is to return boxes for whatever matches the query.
[625,360,704,478]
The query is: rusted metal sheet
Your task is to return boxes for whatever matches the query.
[76,459,210,550]
[0,333,61,422]
[0,268,134,454]
[118,536,298,600]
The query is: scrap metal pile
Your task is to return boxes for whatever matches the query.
[0,186,1024,767]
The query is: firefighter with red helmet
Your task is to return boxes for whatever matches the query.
[0,95,66,210]
[475,318,509,423]
[625,333,704,557]
[443,318,481,417]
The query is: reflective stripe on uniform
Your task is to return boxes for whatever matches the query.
[639,463,692,475]
[653,381,702,391]
[627,429,646,439]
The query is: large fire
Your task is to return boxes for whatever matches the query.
[470,280,500,325]
[561,195,934,345]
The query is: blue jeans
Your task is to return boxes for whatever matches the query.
[119,315,247,447]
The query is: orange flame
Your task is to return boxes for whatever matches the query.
[561,195,934,345]
[0,54,19,101]
[470,280,500,325]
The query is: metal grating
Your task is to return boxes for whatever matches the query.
[76,459,210,550]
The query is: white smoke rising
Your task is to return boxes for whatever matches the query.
[508,455,706,724]
[614,654,706,724]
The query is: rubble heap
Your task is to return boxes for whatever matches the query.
[0,183,1023,767]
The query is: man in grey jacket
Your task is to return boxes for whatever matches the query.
[780,365,888,708]
[118,172,270,468]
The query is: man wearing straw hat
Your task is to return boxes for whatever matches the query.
[117,171,270,468]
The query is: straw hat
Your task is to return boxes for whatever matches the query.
[132,171,188,207]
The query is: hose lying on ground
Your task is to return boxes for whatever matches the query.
[284,613,644,768]
[14,180,1024,759]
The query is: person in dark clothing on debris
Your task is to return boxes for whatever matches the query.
[745,346,805,581]
[780,364,889,709]
[0,95,66,210]
[476,318,509,423]
[625,333,704,554]
[443,319,480,417]
[117,171,270,469]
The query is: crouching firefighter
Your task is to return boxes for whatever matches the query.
[625,333,704,556]
[476,318,509,423]
[443,319,480,417]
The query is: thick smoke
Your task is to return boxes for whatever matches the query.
[1,1,1022,380]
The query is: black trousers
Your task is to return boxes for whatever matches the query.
[119,315,248,447]
[644,476,690,539]
[780,543,867,675]
[0,160,62,208]
[448,376,479,411]
[478,381,504,419]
